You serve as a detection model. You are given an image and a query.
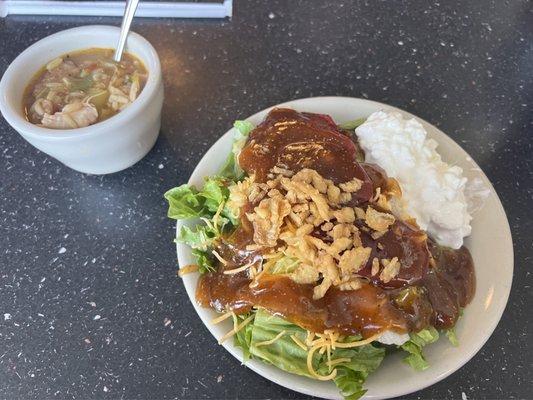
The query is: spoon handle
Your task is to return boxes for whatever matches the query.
[113,0,140,62]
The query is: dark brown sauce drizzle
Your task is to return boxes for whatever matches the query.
[196,108,476,337]
[238,108,374,202]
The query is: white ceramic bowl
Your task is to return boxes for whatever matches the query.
[176,97,513,399]
[0,25,163,175]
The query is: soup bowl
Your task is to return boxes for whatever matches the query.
[0,25,163,174]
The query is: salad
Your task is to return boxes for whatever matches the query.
[165,108,476,399]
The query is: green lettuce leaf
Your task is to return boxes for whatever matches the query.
[400,327,439,371]
[164,185,204,219]
[219,120,255,179]
[333,366,367,400]
[444,327,459,347]
[249,309,314,376]
[191,249,215,274]
[165,177,238,273]
[443,309,463,347]
[270,256,300,274]
[166,121,254,273]
[200,177,230,213]
[339,118,366,130]
[233,313,254,361]
[177,224,217,251]
[321,340,385,400]
[233,309,385,400]
[165,177,235,222]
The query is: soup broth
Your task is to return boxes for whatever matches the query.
[23,48,148,129]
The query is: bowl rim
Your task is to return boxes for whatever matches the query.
[175,96,514,399]
[0,25,161,140]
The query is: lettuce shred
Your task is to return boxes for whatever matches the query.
[219,120,255,179]
[400,327,440,371]
[444,327,459,346]
[338,117,366,130]
[164,176,236,274]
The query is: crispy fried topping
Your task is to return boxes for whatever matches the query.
[338,278,364,291]
[247,196,291,247]
[371,257,380,276]
[339,178,363,193]
[380,257,401,283]
[365,207,396,232]
[227,177,254,216]
[290,263,320,284]
[338,247,372,278]
[232,166,403,298]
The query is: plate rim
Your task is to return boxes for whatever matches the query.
[175,96,514,400]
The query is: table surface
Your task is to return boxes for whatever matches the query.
[1,1,532,399]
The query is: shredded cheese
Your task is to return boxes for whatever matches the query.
[211,311,234,325]
[326,344,332,372]
[255,330,287,347]
[332,333,382,348]
[246,244,264,251]
[302,328,381,378]
[306,345,338,381]
[290,334,307,351]
[218,314,255,344]
[223,261,255,275]
[212,201,225,231]
[200,217,215,231]
[211,249,228,266]
[249,260,268,288]
[326,357,351,367]
[177,264,198,277]
[305,331,315,346]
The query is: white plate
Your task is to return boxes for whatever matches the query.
[176,97,513,399]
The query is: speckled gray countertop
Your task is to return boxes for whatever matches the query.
[0,1,532,399]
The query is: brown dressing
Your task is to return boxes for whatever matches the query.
[197,273,409,337]
[239,108,374,202]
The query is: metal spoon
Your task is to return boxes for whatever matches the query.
[113,0,140,62]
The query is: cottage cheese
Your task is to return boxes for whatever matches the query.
[355,111,473,249]
[377,330,410,346]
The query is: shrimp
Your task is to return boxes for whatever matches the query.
[108,86,130,111]
[30,98,54,118]
[41,102,98,129]
[129,76,140,102]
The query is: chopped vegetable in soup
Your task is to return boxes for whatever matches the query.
[23,48,148,129]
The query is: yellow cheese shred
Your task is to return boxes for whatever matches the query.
[211,249,228,266]
[306,345,338,381]
[223,261,254,275]
[177,264,198,277]
[249,260,269,288]
[218,314,255,344]
[304,330,382,378]
[305,331,315,346]
[326,343,332,371]
[255,330,287,347]
[211,311,234,325]
[290,334,307,351]
[326,357,351,367]
[331,332,381,348]
[212,201,225,230]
